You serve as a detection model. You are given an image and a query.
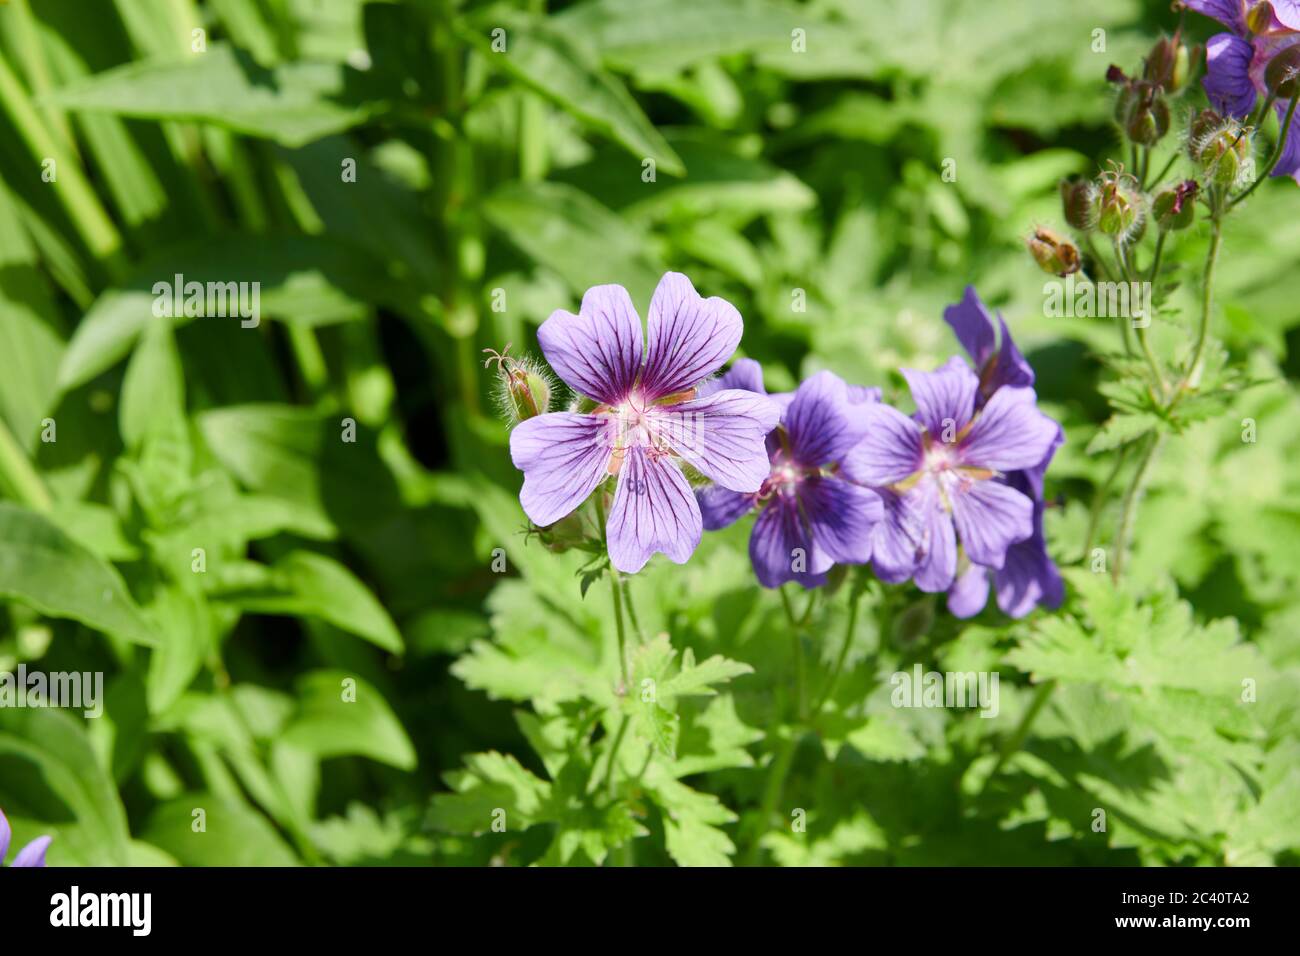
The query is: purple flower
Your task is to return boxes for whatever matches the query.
[696,362,883,588]
[0,808,51,867]
[1191,0,1300,182]
[510,273,780,574]
[842,355,1059,600]
[941,288,1064,618]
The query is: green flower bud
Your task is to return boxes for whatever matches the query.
[1126,92,1171,146]
[1027,228,1081,277]
[1152,180,1198,231]
[1059,177,1096,231]
[1092,169,1144,242]
[1265,46,1300,99]
[484,346,555,424]
[1193,120,1253,191]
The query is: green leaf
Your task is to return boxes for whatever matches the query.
[482,181,663,306]
[0,708,131,866]
[1085,412,1161,454]
[647,773,738,867]
[214,552,403,654]
[624,634,752,758]
[555,0,808,74]
[0,503,156,646]
[280,670,416,770]
[459,7,684,175]
[59,235,410,391]
[196,402,405,548]
[145,587,212,715]
[49,43,372,147]
[143,793,300,866]
[0,182,63,450]
[429,751,553,833]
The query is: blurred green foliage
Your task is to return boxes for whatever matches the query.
[0,0,1298,866]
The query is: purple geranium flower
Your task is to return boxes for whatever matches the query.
[1190,0,1300,182]
[941,288,1065,618]
[510,273,780,574]
[696,362,883,588]
[842,354,1059,599]
[0,808,51,867]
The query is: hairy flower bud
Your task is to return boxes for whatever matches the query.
[1092,169,1144,242]
[1191,117,1253,191]
[1117,81,1170,145]
[1027,228,1081,277]
[1265,46,1300,99]
[1128,93,1172,146]
[1059,177,1096,231]
[1189,108,1222,145]
[484,345,554,424]
[1152,180,1198,231]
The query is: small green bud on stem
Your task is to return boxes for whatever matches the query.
[484,344,555,424]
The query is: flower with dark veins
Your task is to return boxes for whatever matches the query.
[697,362,883,588]
[842,356,1059,598]
[510,274,780,574]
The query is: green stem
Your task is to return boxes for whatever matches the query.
[609,567,629,688]
[1146,151,1179,191]
[1111,432,1164,582]
[983,678,1057,787]
[811,581,863,718]
[287,324,329,402]
[1232,93,1298,207]
[779,586,807,720]
[1176,214,1224,399]
[0,54,127,279]
[621,574,646,644]
[0,416,52,511]
[1082,444,1128,559]
[601,715,630,797]
[744,731,798,867]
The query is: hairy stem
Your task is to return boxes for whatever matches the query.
[1112,431,1164,581]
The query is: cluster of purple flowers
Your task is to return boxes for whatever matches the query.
[511,274,1063,618]
[1193,0,1300,182]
